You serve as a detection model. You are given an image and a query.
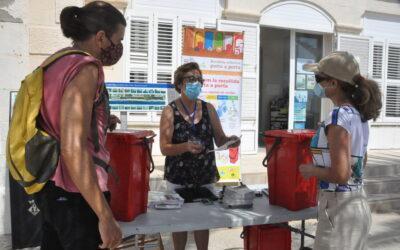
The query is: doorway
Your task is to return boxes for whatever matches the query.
[258,27,323,147]
[258,27,290,146]
[293,32,323,129]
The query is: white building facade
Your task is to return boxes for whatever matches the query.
[123,0,400,153]
[0,0,400,235]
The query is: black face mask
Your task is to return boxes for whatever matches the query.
[100,37,123,66]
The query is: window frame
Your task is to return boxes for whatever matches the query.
[123,11,205,123]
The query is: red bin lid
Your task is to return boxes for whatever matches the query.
[264,129,315,142]
[107,130,155,144]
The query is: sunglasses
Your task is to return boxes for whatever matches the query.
[183,75,204,84]
[315,75,329,83]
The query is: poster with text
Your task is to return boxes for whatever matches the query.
[106,82,177,111]
[294,90,308,122]
[182,27,243,182]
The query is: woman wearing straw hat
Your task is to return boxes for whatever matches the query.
[299,51,382,249]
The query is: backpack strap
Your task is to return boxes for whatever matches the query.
[93,156,119,183]
[91,84,109,152]
[41,49,92,69]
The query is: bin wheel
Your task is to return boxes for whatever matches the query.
[300,247,312,250]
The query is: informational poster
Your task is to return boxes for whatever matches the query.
[294,90,308,123]
[294,58,317,129]
[182,27,244,182]
[106,82,178,111]
[296,74,306,90]
[306,74,316,90]
[296,58,315,74]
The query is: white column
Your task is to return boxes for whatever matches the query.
[288,30,296,130]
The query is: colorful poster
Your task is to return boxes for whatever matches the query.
[106,82,177,111]
[233,33,244,55]
[294,90,308,122]
[214,32,223,52]
[194,30,204,50]
[296,74,306,90]
[307,74,316,90]
[296,58,315,74]
[223,34,233,54]
[294,122,306,129]
[205,31,214,51]
[182,27,244,182]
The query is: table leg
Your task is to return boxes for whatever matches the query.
[139,235,145,250]
[134,234,138,249]
[300,220,305,249]
[157,233,165,250]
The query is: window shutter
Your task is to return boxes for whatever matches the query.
[385,85,400,117]
[129,71,148,83]
[372,43,384,80]
[337,35,372,76]
[370,41,385,121]
[155,19,174,83]
[387,45,400,80]
[386,43,400,118]
[129,17,152,82]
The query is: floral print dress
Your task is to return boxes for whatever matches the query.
[164,100,219,186]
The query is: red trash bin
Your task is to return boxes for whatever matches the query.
[243,224,291,250]
[106,130,155,222]
[262,129,317,211]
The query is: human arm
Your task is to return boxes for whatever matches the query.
[108,114,121,131]
[299,124,352,184]
[60,64,121,249]
[159,105,202,156]
[207,103,241,148]
[363,152,368,169]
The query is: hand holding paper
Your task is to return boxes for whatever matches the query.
[207,135,241,153]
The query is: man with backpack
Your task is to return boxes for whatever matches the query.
[7,1,126,249]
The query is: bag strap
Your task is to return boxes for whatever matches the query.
[93,156,120,183]
[40,50,91,69]
[91,85,108,152]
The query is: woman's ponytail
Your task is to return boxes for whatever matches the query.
[341,75,382,122]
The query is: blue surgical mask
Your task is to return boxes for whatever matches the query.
[313,83,326,98]
[185,81,202,100]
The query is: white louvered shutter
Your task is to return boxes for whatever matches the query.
[154,18,175,84]
[372,43,384,81]
[125,16,154,123]
[337,35,372,77]
[128,16,153,83]
[386,43,400,118]
[370,41,385,121]
[217,20,260,154]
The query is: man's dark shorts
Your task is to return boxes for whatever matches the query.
[35,181,111,250]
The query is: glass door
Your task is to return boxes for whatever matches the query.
[293,32,323,129]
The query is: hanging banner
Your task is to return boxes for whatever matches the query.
[182,27,244,182]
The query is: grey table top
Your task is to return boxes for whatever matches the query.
[119,196,317,236]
